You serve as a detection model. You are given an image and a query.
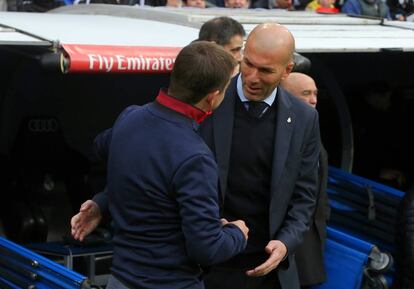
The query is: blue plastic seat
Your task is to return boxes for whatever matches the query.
[0,237,89,289]
[311,227,391,289]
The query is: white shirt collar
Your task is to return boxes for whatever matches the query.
[236,74,277,106]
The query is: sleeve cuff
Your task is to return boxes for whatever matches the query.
[92,189,109,218]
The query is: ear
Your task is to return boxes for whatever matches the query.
[194,90,220,112]
[206,90,220,106]
[281,61,295,81]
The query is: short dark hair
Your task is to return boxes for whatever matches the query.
[169,41,237,104]
[198,16,246,47]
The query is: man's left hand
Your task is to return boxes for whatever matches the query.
[246,240,287,277]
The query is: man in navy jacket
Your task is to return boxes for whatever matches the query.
[72,41,248,289]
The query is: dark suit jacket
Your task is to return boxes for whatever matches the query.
[295,145,329,286]
[199,77,321,289]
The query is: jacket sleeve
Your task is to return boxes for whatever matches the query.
[275,111,320,255]
[91,128,112,218]
[91,105,139,218]
[92,188,110,218]
[93,128,113,163]
[173,153,247,266]
[341,0,361,14]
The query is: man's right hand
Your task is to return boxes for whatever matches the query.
[228,220,249,240]
[71,200,102,241]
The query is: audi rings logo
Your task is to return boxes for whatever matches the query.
[28,119,59,133]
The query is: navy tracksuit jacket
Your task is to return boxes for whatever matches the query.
[94,90,246,289]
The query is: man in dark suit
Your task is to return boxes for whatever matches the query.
[197,16,245,76]
[71,41,249,289]
[200,23,320,289]
[281,72,329,288]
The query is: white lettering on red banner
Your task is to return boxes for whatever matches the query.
[62,44,181,74]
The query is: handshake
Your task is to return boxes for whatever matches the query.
[221,218,249,240]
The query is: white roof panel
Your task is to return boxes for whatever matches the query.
[0,11,199,46]
[0,25,50,46]
[254,24,414,52]
[2,6,414,52]
[157,7,414,52]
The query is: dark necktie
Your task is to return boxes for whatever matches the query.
[247,101,268,118]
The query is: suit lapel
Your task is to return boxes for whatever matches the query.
[270,87,296,193]
[213,78,237,197]
[213,82,296,200]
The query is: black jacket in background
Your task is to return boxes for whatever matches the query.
[395,187,414,289]
[295,145,329,286]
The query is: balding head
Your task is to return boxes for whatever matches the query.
[240,22,295,101]
[281,72,318,108]
[247,22,295,65]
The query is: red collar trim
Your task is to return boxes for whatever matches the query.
[155,89,212,124]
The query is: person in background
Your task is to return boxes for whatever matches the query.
[394,185,414,289]
[224,0,250,8]
[351,83,408,188]
[209,0,249,8]
[387,0,414,20]
[166,0,182,6]
[73,41,249,289]
[182,0,206,7]
[280,72,318,107]
[280,72,329,288]
[268,0,293,9]
[305,0,336,10]
[0,0,7,10]
[341,0,390,18]
[166,0,207,7]
[197,16,246,75]
[251,0,295,10]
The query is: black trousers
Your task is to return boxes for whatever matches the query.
[203,253,281,289]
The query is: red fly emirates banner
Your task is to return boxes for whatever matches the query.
[61,44,182,73]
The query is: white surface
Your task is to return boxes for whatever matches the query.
[166,7,414,52]
[255,23,414,52]
[0,30,49,45]
[0,25,50,45]
[1,7,414,52]
[0,11,199,46]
